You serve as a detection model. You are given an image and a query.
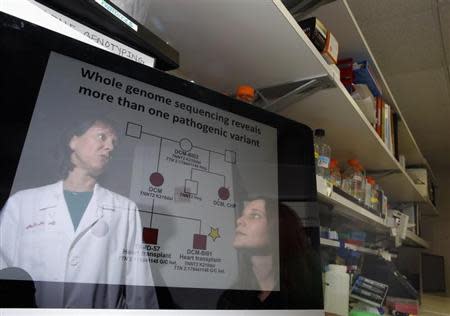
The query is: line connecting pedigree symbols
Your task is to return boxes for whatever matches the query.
[126,121,235,250]
[126,121,236,200]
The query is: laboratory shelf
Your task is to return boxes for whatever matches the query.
[374,167,426,203]
[310,0,438,210]
[316,176,432,249]
[421,199,438,216]
[139,0,331,95]
[310,0,432,171]
[404,231,430,249]
[137,0,435,206]
[140,0,428,204]
[320,238,397,259]
[281,81,424,203]
[320,238,378,255]
[316,176,389,234]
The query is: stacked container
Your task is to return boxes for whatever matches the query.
[314,129,331,178]
[342,159,365,202]
[329,158,342,188]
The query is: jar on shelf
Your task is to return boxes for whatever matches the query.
[329,158,342,188]
[364,176,372,208]
[314,129,331,179]
[366,176,379,210]
[342,159,365,202]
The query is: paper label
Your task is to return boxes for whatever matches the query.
[317,156,330,168]
[94,0,138,31]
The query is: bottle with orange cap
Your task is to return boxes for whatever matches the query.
[342,159,365,202]
[328,158,342,188]
[365,176,379,210]
[235,85,256,104]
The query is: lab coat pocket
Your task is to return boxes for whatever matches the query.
[21,226,65,282]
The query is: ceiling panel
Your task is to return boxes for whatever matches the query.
[355,10,443,75]
[385,68,450,110]
[347,0,433,24]
[382,69,450,171]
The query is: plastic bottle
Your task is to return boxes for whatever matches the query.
[366,176,379,210]
[364,176,373,208]
[314,129,331,178]
[329,158,342,188]
[324,264,350,316]
[342,159,365,202]
[235,85,256,104]
[376,184,386,216]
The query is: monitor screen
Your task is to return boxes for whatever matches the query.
[0,11,322,313]
[422,253,446,293]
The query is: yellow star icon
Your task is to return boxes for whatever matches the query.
[208,227,220,242]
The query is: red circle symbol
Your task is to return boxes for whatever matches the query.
[149,172,164,187]
[218,187,230,200]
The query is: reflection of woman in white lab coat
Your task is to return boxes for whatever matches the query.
[0,119,158,308]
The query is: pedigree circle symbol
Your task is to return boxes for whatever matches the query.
[149,172,164,187]
[218,187,230,200]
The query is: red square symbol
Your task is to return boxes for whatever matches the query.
[193,234,207,250]
[143,228,159,244]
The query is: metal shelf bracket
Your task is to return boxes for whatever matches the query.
[256,75,334,113]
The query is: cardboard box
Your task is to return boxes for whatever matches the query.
[298,17,327,52]
[322,30,339,64]
[298,17,339,64]
[353,60,382,97]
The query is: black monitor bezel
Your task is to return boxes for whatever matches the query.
[0,11,319,310]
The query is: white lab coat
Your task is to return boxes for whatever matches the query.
[0,181,158,308]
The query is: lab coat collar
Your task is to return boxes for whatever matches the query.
[38,181,105,240]
[36,181,74,237]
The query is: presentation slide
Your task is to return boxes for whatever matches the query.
[1,52,279,291]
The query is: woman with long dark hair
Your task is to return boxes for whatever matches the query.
[217,198,323,309]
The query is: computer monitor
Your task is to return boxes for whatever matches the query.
[0,10,323,314]
[422,253,446,293]
[361,255,418,300]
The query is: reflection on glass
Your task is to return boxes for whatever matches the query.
[0,118,157,308]
[218,199,323,309]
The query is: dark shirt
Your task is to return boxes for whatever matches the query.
[217,250,323,309]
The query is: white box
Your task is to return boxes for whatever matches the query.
[406,168,428,199]
[352,84,376,125]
